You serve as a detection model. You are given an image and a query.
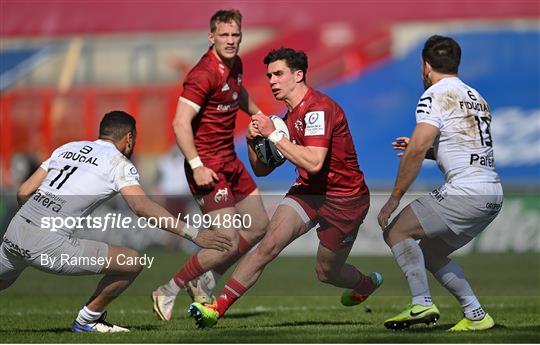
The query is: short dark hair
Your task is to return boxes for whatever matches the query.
[264,47,308,82]
[99,111,136,141]
[422,35,461,74]
[210,9,242,32]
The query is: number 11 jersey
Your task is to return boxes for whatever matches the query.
[18,140,140,236]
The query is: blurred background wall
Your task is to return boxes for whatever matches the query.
[1,0,538,254]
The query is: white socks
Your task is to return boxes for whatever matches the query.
[391,238,432,307]
[162,278,181,296]
[161,271,219,297]
[392,239,486,320]
[202,270,220,290]
[434,260,485,321]
[76,306,103,325]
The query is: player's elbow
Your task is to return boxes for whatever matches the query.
[16,188,26,202]
[126,196,147,217]
[409,136,434,154]
[16,191,27,207]
[406,144,429,158]
[172,117,189,136]
[308,165,323,175]
[17,184,33,206]
[254,168,271,177]
[305,160,324,175]
[171,119,182,135]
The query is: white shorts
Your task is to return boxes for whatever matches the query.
[411,182,503,248]
[0,216,108,282]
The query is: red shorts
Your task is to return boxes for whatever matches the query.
[185,157,257,213]
[284,185,370,252]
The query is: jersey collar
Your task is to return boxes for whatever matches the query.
[438,76,460,85]
[208,48,238,71]
[290,86,313,114]
[95,139,120,152]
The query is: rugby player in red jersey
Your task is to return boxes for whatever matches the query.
[188,47,383,328]
[152,9,269,321]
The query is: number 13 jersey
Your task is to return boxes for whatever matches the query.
[415,77,500,185]
[18,140,140,236]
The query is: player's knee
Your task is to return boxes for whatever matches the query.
[250,225,267,244]
[419,244,433,268]
[420,243,448,273]
[123,249,144,275]
[256,238,280,261]
[424,254,448,273]
[241,219,268,245]
[256,216,270,235]
[315,263,337,284]
[382,228,393,246]
[383,224,416,247]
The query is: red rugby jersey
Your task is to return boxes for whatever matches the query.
[284,87,368,197]
[180,49,243,163]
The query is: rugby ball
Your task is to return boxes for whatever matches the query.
[254,115,290,168]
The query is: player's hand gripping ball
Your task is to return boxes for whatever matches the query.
[254,115,290,168]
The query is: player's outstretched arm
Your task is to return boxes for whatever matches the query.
[378,124,439,228]
[392,137,435,160]
[390,124,439,198]
[17,167,47,206]
[119,185,232,251]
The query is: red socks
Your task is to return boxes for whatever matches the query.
[172,234,253,303]
[213,234,253,275]
[352,272,375,295]
[173,255,204,288]
[215,278,247,316]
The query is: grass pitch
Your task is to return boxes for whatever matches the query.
[1,252,538,343]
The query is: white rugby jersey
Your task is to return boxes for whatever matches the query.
[415,77,500,185]
[18,140,140,236]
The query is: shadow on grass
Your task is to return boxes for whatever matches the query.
[419,323,540,333]
[270,320,369,328]
[0,327,70,334]
[0,324,160,334]
[380,323,510,333]
[126,324,161,331]
[380,323,540,334]
[386,323,454,332]
[226,310,269,319]
[226,319,368,330]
